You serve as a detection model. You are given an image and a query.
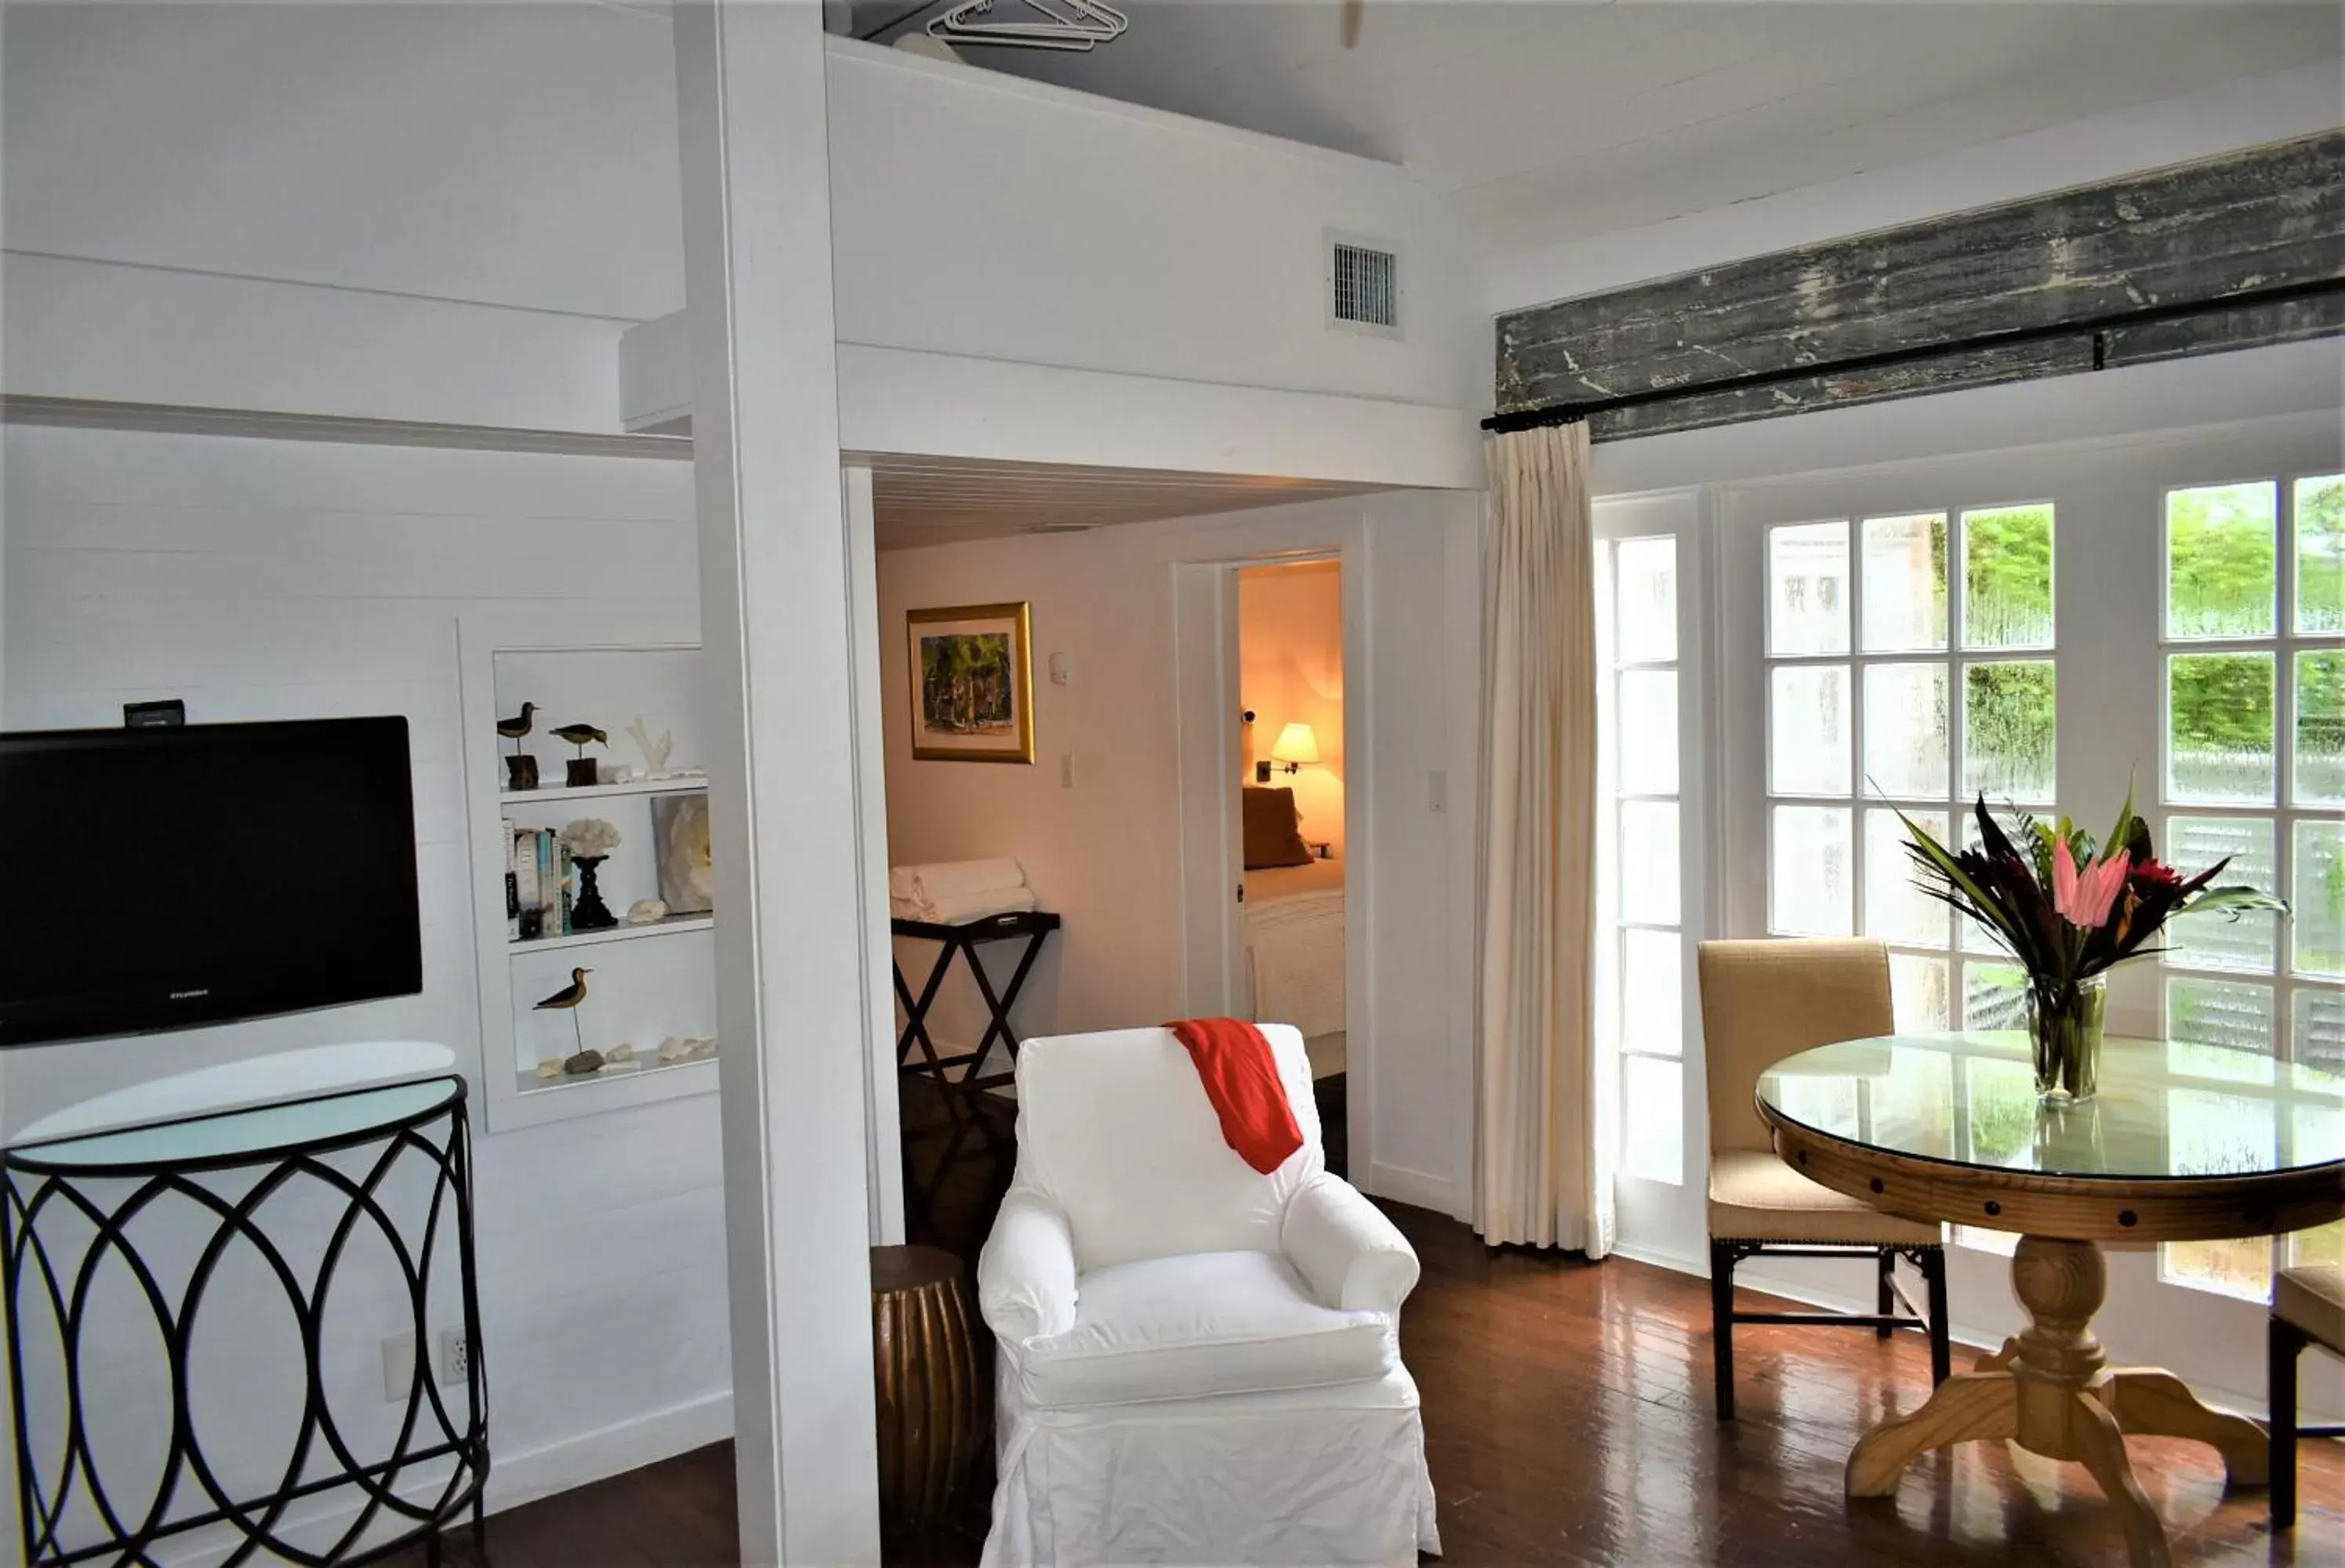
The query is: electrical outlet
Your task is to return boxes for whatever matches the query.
[1059,753,1076,788]
[439,1327,473,1387]
[382,1333,418,1403]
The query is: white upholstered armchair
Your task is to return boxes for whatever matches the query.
[975,1024,1439,1567]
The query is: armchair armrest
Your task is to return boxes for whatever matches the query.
[1281,1174,1419,1313]
[976,1186,1078,1342]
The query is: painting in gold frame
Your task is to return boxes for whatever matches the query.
[906,602,1035,763]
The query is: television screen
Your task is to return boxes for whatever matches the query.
[0,717,422,1046]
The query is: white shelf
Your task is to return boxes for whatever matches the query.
[513,1052,717,1100]
[509,913,713,955]
[499,776,709,805]
[459,624,718,1133]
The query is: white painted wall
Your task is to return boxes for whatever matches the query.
[0,2,682,321]
[876,489,1480,1217]
[0,1,675,430]
[825,39,1480,411]
[1590,337,2345,1423]
[7,7,1480,444]
[0,424,731,1544]
[639,42,1490,470]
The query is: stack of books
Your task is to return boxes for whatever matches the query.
[504,820,575,942]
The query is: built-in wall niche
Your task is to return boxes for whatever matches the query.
[458,631,719,1131]
[492,646,706,793]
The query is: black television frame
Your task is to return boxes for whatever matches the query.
[0,716,423,1047]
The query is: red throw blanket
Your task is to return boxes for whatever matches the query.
[1165,1018,1303,1175]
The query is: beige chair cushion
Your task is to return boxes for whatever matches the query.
[1697,939,1893,1157]
[2276,1265,2344,1354]
[1708,1150,1942,1246]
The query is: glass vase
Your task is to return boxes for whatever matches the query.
[2029,975,2107,1102]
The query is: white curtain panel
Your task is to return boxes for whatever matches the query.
[1475,422,1612,1256]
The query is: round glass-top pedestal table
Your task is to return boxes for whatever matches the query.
[1756,1032,2345,1568]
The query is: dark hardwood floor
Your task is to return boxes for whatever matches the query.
[407,1197,2344,1567]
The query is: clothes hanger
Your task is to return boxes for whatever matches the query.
[927,0,1127,52]
[928,0,1123,51]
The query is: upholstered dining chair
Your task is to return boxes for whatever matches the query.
[2271,1262,2343,1528]
[1696,938,1951,1420]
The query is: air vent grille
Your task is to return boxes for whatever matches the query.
[1329,239,1398,332]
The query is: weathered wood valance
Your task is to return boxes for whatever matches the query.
[1491,129,2345,441]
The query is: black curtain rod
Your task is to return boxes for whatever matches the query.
[1481,272,2345,434]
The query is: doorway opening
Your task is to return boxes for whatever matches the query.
[1235,557,1349,1175]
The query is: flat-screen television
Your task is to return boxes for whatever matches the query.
[0,717,423,1047]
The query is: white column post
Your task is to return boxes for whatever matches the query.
[673,5,880,1564]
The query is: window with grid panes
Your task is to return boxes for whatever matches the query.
[1762,503,2056,1250]
[1606,535,1684,1185]
[2157,474,2345,1300]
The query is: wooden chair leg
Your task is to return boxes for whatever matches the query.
[2272,1316,2301,1530]
[1924,1247,1951,1386]
[1711,1237,1737,1421]
[1875,1248,1896,1341]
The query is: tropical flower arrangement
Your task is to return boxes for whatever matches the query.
[1900,784,2285,1100]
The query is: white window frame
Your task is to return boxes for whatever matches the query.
[1755,511,2060,993]
[1751,499,2062,1254]
[2154,468,2345,1300]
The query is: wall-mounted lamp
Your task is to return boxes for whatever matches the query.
[1269,722,1319,774]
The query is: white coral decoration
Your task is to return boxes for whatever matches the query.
[626,717,675,776]
[559,817,622,856]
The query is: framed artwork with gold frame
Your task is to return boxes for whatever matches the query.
[906,602,1035,764]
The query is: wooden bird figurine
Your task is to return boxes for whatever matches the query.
[496,701,536,753]
[533,967,592,1011]
[535,966,593,1054]
[550,723,608,757]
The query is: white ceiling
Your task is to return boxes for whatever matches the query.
[864,454,1391,549]
[922,1,2344,258]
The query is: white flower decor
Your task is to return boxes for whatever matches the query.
[559,817,622,857]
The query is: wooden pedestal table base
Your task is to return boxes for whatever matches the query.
[1847,1236,2265,1568]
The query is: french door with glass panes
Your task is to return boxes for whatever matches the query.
[1711,427,2342,1335]
[1592,492,1711,1240]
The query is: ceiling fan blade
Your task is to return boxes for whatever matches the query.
[1339,0,1362,49]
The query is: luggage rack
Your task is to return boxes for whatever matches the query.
[891,909,1060,1220]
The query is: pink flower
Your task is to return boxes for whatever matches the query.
[2053,838,2131,929]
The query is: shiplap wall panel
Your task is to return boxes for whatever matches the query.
[0,423,730,1519]
[1495,129,2345,438]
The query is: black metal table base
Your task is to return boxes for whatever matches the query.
[4,1076,489,1568]
[891,910,1059,1222]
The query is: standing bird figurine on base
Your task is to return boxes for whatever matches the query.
[498,701,539,791]
[551,723,608,788]
[535,967,595,1066]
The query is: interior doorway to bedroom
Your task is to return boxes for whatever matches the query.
[1235,557,1350,1175]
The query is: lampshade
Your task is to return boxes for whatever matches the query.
[1269,722,1320,765]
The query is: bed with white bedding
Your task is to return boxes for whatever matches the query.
[1243,858,1345,1047]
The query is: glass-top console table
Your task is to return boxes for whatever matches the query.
[3,1076,488,1567]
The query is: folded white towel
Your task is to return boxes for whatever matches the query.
[897,887,1040,926]
[888,866,924,902]
[903,858,1028,902]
